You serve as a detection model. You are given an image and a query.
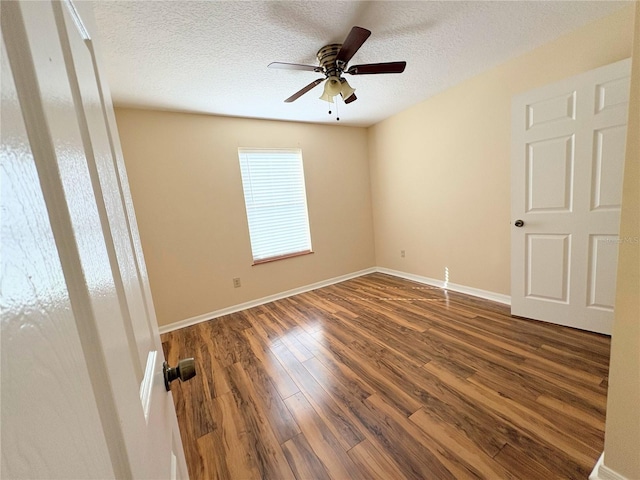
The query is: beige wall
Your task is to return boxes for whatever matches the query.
[368,6,635,295]
[115,8,635,326]
[115,109,375,326]
[604,3,640,478]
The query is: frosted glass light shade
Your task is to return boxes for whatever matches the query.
[319,91,334,103]
[319,76,342,103]
[339,78,355,100]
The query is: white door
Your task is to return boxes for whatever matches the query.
[1,1,189,478]
[511,59,631,335]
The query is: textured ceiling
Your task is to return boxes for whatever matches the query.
[92,1,629,127]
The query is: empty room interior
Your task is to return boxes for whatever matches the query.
[2,1,639,479]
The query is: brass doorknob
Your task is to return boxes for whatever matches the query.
[163,358,196,391]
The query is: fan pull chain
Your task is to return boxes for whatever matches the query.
[327,98,340,121]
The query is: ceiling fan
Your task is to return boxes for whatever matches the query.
[268,26,407,105]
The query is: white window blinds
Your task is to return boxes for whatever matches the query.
[238,148,312,263]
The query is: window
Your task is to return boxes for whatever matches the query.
[238,148,312,264]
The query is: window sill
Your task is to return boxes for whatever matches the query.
[252,250,314,266]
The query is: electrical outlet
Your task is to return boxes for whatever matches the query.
[233,277,241,288]
[401,250,405,258]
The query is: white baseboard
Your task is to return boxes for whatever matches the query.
[158,267,377,334]
[590,453,629,480]
[159,266,511,333]
[376,267,511,306]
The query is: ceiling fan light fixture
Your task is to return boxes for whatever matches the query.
[273,26,406,105]
[319,91,335,103]
[339,78,355,101]
[320,76,342,102]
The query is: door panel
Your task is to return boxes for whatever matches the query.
[511,58,630,334]
[591,126,626,210]
[526,91,576,129]
[587,235,619,311]
[526,135,574,212]
[526,234,571,303]
[595,77,631,113]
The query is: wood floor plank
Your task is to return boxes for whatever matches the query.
[279,298,325,335]
[162,273,610,480]
[226,363,297,479]
[270,341,365,450]
[336,310,433,366]
[303,353,481,480]
[425,323,528,366]
[515,361,607,415]
[347,439,407,480]
[232,344,302,445]
[279,331,314,362]
[196,322,232,399]
[469,370,605,449]
[210,319,251,367]
[408,408,515,479]
[301,355,375,427]
[536,394,605,430]
[309,322,424,416]
[520,355,609,392]
[281,434,331,480]
[247,310,284,345]
[461,371,604,462]
[301,356,426,478]
[213,391,263,479]
[396,363,510,458]
[304,289,359,318]
[284,392,364,480]
[170,327,216,439]
[425,361,598,477]
[537,344,609,378]
[363,394,461,479]
[195,432,230,480]
[171,381,203,476]
[241,327,299,399]
[424,327,608,424]
[297,332,375,402]
[493,443,561,480]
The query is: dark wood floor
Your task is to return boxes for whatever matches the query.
[161,273,610,480]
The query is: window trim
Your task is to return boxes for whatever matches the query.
[251,249,313,266]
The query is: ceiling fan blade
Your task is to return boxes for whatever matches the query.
[343,93,357,104]
[336,26,371,65]
[284,78,325,103]
[346,61,407,75]
[269,62,323,72]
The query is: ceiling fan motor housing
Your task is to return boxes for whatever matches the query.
[317,44,342,77]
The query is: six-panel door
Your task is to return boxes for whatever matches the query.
[511,59,631,335]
